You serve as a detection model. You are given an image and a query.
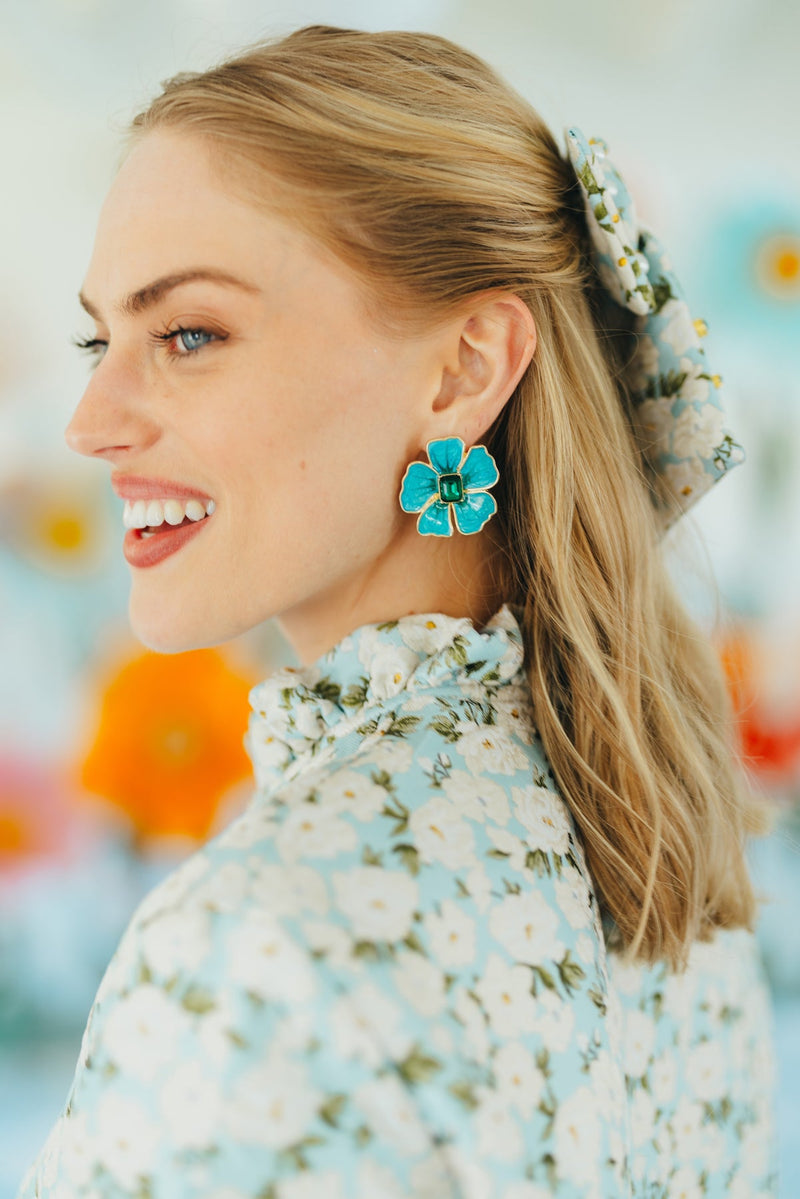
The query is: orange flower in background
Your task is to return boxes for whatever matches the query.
[718,626,800,783]
[0,754,87,881]
[78,647,257,847]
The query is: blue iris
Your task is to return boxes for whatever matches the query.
[399,436,499,536]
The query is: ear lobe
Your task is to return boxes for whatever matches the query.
[431,295,536,435]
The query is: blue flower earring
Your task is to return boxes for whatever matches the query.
[399,436,500,536]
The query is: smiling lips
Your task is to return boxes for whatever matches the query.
[111,476,217,569]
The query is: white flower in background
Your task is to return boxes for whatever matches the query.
[278,1172,347,1199]
[332,866,418,942]
[651,1048,678,1105]
[553,1087,602,1186]
[227,911,317,1002]
[686,1038,726,1101]
[441,769,510,825]
[531,987,575,1054]
[439,1144,494,1199]
[458,724,530,775]
[663,457,711,503]
[740,1121,770,1178]
[511,785,571,853]
[291,697,329,743]
[160,1058,222,1149]
[425,897,477,967]
[474,952,538,1036]
[454,986,490,1064]
[553,868,593,930]
[275,801,359,863]
[138,905,213,981]
[668,1164,703,1199]
[330,983,410,1067]
[409,795,477,869]
[473,1089,524,1161]
[491,685,535,743]
[247,860,329,917]
[94,1092,161,1190]
[588,1047,625,1112]
[102,984,191,1083]
[225,1054,321,1150]
[269,1006,316,1056]
[353,1074,430,1156]
[367,735,415,772]
[622,1009,657,1078]
[489,890,563,966]
[392,948,447,1018]
[658,299,697,356]
[400,615,455,656]
[492,1040,545,1118]
[369,644,420,698]
[324,768,387,820]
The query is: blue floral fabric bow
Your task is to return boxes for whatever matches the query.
[565,126,745,530]
[399,436,499,536]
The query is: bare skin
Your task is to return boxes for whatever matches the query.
[67,130,536,664]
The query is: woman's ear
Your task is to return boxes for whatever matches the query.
[431,293,536,444]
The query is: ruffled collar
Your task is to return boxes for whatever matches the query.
[245,601,526,792]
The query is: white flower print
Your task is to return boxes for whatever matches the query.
[399,614,455,656]
[651,1048,678,1105]
[217,804,280,851]
[553,1086,602,1186]
[491,1040,545,1118]
[630,333,661,390]
[246,860,330,918]
[188,859,250,913]
[195,989,239,1071]
[409,795,477,869]
[511,784,572,853]
[94,1092,161,1189]
[663,457,712,503]
[275,801,359,863]
[56,1111,95,1190]
[630,1087,656,1148]
[658,298,698,356]
[490,685,535,744]
[740,1121,771,1178]
[298,917,365,973]
[224,1053,322,1150]
[439,1144,494,1199]
[553,868,594,930]
[159,1058,223,1149]
[672,398,725,460]
[102,983,191,1083]
[392,948,448,1018]
[530,987,576,1055]
[473,953,538,1037]
[409,1152,461,1199]
[367,735,415,772]
[464,862,494,913]
[588,1046,626,1113]
[323,768,387,820]
[488,890,564,966]
[278,1172,347,1199]
[457,723,530,775]
[330,983,410,1067]
[636,396,675,448]
[441,769,510,825]
[485,824,530,872]
[622,1009,657,1078]
[453,986,491,1065]
[502,1185,553,1199]
[369,644,421,698]
[668,1164,703,1199]
[130,851,211,926]
[332,865,419,942]
[473,1089,525,1161]
[138,905,213,981]
[226,910,317,1002]
[353,1074,430,1156]
[677,356,713,404]
[670,1097,706,1160]
[357,1160,413,1199]
[425,898,477,967]
[686,1038,727,1101]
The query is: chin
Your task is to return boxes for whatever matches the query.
[128,597,217,655]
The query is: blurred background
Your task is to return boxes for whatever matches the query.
[1,0,798,1193]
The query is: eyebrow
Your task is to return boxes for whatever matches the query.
[78,268,261,320]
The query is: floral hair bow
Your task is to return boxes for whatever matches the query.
[565,126,745,531]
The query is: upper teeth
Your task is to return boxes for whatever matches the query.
[123,497,216,529]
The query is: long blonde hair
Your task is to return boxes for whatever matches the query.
[129,25,769,970]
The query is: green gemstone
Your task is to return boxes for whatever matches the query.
[438,473,464,504]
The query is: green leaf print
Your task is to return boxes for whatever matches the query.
[651,276,675,312]
[429,714,462,742]
[396,1044,443,1084]
[448,1079,480,1110]
[354,1124,374,1146]
[311,678,341,704]
[340,680,368,708]
[557,949,586,994]
[361,844,384,867]
[319,1093,348,1128]
[402,927,426,954]
[381,796,410,834]
[181,985,216,1015]
[392,842,421,876]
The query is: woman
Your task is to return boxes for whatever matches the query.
[18,25,776,1199]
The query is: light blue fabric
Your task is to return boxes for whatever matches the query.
[16,604,778,1198]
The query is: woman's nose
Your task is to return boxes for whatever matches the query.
[65,365,159,462]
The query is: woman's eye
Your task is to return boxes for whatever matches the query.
[174,327,215,354]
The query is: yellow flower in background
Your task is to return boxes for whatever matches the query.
[0,471,112,575]
[78,647,256,847]
[754,232,800,302]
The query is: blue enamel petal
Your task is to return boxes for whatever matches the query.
[453,491,497,534]
[461,444,499,491]
[399,461,439,512]
[427,436,465,475]
[417,499,453,536]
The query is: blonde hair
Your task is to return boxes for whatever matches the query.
[129,25,770,970]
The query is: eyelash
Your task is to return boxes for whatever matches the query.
[71,325,222,361]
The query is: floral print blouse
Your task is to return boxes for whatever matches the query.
[16,602,778,1198]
